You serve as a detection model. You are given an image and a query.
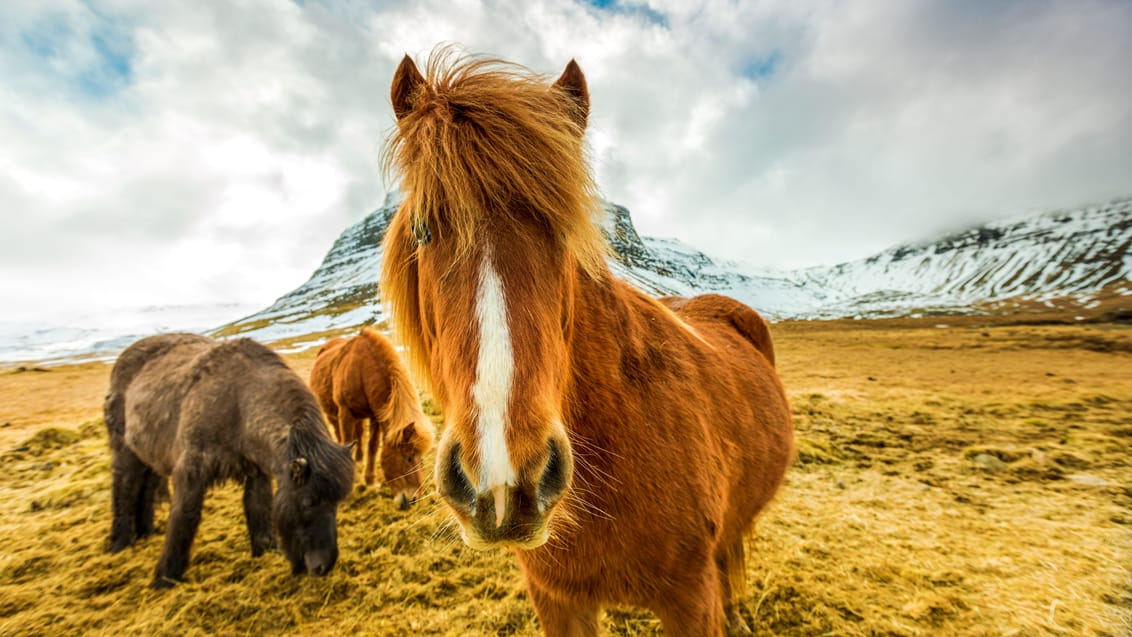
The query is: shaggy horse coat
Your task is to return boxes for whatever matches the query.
[104,333,354,588]
[309,327,434,508]
[380,49,794,636]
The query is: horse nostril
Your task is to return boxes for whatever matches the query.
[304,550,336,576]
[537,439,570,512]
[439,443,476,512]
[395,493,411,510]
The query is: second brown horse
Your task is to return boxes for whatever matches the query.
[310,327,434,509]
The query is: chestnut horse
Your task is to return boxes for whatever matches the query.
[309,327,434,509]
[380,49,794,636]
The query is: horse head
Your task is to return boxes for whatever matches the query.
[274,427,354,575]
[382,50,603,549]
[381,419,434,510]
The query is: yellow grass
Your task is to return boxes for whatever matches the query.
[0,319,1129,636]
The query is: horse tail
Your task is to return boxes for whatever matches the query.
[103,337,170,446]
[725,536,747,601]
[103,390,126,448]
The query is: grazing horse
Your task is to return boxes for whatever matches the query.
[309,327,434,508]
[104,333,355,588]
[380,49,794,636]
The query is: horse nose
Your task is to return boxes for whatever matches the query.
[437,442,476,515]
[304,548,337,576]
[536,438,570,514]
[395,492,412,510]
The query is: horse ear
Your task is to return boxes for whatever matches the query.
[552,59,589,129]
[290,457,310,485]
[401,424,417,446]
[392,54,425,121]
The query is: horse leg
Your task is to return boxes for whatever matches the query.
[339,410,363,462]
[153,460,208,589]
[354,416,367,465]
[527,579,600,637]
[717,538,752,636]
[243,468,276,557]
[108,447,147,553]
[326,403,345,444]
[652,563,726,637]
[365,419,383,487]
[133,467,163,540]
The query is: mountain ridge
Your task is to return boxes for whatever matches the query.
[217,195,1132,344]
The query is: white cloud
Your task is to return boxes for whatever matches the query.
[1,0,1130,325]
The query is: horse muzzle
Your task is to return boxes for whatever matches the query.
[303,548,338,576]
[437,439,571,549]
[394,492,413,511]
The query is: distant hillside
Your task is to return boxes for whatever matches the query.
[217,196,1132,343]
[791,199,1132,318]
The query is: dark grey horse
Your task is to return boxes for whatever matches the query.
[104,333,355,588]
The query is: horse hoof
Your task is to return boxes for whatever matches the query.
[150,577,177,590]
[726,609,753,636]
[251,540,277,557]
[107,540,131,554]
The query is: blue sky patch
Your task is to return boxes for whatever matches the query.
[586,0,668,28]
[742,50,782,80]
[19,11,134,99]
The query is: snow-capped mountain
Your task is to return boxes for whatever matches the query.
[789,199,1132,318]
[3,196,1128,363]
[211,201,396,347]
[218,195,1132,343]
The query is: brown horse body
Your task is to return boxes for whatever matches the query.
[104,334,354,587]
[381,49,793,636]
[309,327,433,508]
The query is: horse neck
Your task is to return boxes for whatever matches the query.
[250,385,329,479]
[561,267,647,420]
[378,364,421,428]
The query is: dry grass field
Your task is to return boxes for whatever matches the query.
[1,317,1129,636]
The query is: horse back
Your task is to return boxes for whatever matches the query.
[318,329,398,418]
[660,294,775,366]
[109,334,216,474]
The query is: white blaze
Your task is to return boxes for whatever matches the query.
[472,254,517,490]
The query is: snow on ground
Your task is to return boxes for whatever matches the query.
[0,303,259,365]
[3,197,1128,364]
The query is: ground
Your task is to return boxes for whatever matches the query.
[0,317,1129,636]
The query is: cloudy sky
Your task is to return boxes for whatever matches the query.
[2,0,1130,326]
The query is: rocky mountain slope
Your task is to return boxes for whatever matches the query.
[791,199,1132,318]
[218,196,1132,344]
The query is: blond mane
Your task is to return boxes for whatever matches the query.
[380,47,610,389]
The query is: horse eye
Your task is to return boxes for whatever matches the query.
[302,497,314,509]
